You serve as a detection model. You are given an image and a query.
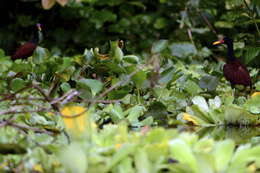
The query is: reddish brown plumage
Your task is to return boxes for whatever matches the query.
[213,37,251,88]
[11,23,41,60]
[223,60,251,87]
[11,42,37,60]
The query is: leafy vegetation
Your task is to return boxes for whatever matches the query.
[0,0,260,172]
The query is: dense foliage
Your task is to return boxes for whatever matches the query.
[0,0,260,172]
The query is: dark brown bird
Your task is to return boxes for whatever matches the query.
[11,23,42,60]
[213,37,251,88]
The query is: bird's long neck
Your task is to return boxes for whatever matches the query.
[226,42,236,62]
[29,30,40,44]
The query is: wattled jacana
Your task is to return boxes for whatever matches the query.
[11,23,42,60]
[213,37,252,89]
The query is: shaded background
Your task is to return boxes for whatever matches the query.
[1,0,260,66]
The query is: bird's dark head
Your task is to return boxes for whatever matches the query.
[213,37,233,46]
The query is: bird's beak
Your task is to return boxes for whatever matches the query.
[37,25,42,32]
[213,39,224,45]
[36,24,42,32]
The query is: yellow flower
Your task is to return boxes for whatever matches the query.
[115,143,122,149]
[61,105,87,133]
[251,92,260,97]
[182,113,199,125]
[33,164,43,173]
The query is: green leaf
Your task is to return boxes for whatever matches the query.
[106,144,137,171]
[33,46,49,64]
[224,106,259,125]
[109,40,124,63]
[58,143,87,173]
[169,42,197,58]
[228,145,260,173]
[124,105,145,123]
[151,39,168,54]
[169,139,198,173]
[214,21,234,28]
[77,78,103,96]
[199,75,219,91]
[134,149,151,173]
[213,140,235,172]
[244,47,260,64]
[153,18,168,29]
[0,55,12,73]
[192,96,209,113]
[123,55,139,64]
[11,78,26,92]
[131,70,147,88]
[243,95,260,114]
[83,48,95,63]
[184,80,202,95]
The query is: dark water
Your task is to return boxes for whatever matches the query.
[178,125,260,144]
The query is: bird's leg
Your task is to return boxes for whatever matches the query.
[231,84,235,97]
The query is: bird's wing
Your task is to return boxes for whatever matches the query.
[12,42,37,60]
[223,61,251,86]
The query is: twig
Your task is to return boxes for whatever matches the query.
[0,107,52,116]
[84,99,121,104]
[32,83,60,111]
[198,10,218,35]
[8,122,54,135]
[0,84,32,102]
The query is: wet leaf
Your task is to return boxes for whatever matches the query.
[77,78,103,96]
[192,96,209,113]
[169,42,197,58]
[199,75,219,91]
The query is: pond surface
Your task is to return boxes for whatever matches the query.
[178,125,260,144]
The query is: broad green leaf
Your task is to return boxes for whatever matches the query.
[243,95,260,114]
[77,78,103,96]
[131,70,147,88]
[0,49,12,73]
[169,42,197,58]
[213,140,235,172]
[154,18,168,29]
[58,143,87,173]
[244,47,260,64]
[169,139,198,173]
[228,145,260,173]
[11,78,26,92]
[123,55,139,64]
[83,48,95,63]
[134,149,151,173]
[192,96,209,113]
[124,105,145,123]
[208,96,221,109]
[184,80,202,95]
[109,40,124,63]
[224,106,259,125]
[116,157,135,173]
[33,46,49,64]
[199,75,219,91]
[106,144,137,171]
[151,39,168,54]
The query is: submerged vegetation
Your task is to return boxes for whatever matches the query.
[0,0,260,172]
